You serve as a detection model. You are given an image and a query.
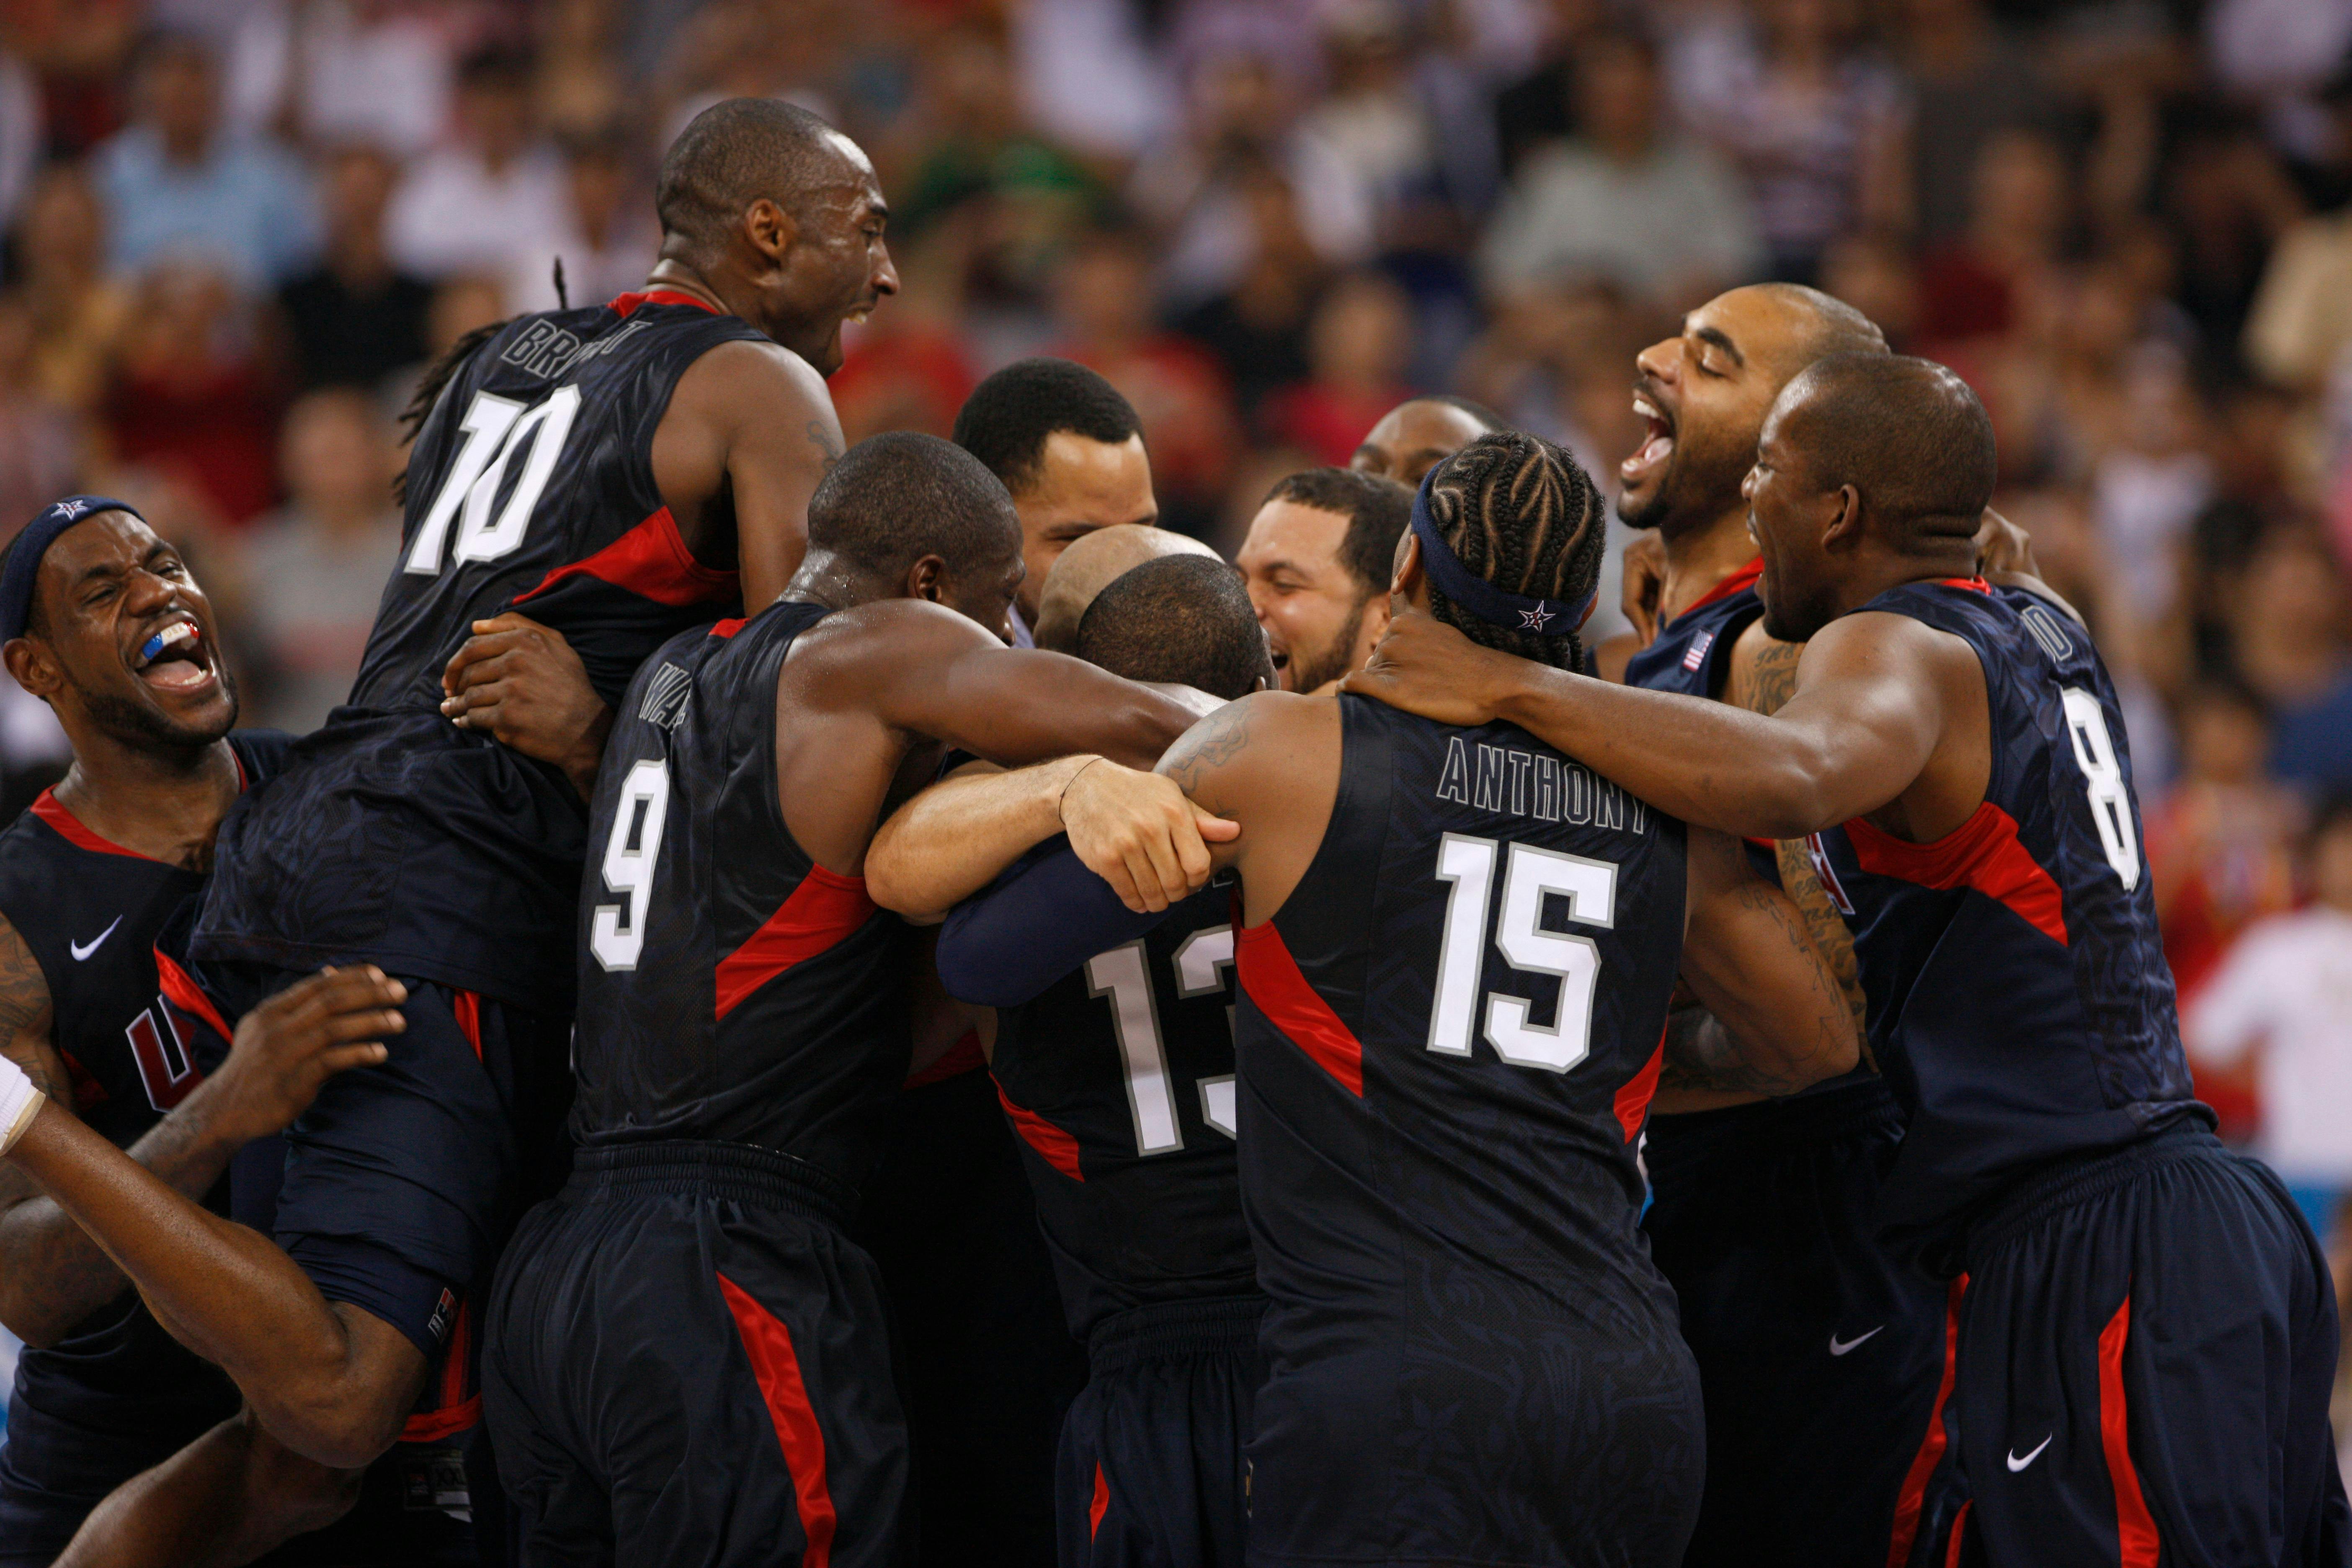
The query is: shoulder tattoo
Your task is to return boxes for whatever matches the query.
[1161,699,1256,799]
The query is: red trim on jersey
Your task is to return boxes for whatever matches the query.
[714,866,877,1021]
[510,506,740,611]
[400,1392,481,1444]
[1844,802,2068,946]
[993,1077,1085,1180]
[1613,1034,1666,1141]
[609,289,722,317]
[905,1029,983,1089]
[453,991,483,1060]
[1090,1463,1110,1539]
[717,1271,837,1567]
[1943,1502,1970,1568]
[1235,921,1363,1096]
[155,947,234,1047]
[30,791,155,861]
[1669,557,1764,627]
[1937,577,1991,594]
[2099,1292,2161,1568]
[57,1047,108,1112]
[1886,1275,1967,1568]
[709,617,748,639]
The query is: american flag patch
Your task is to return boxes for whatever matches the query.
[1681,629,1716,673]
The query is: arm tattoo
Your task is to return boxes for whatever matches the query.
[1160,698,1255,799]
[1664,882,1852,1096]
[1734,637,1804,717]
[1773,840,1872,1057]
[807,420,843,475]
[0,914,60,1103]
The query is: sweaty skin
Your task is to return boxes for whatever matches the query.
[1351,400,1494,488]
[1029,523,1213,654]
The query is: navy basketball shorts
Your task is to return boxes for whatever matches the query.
[1643,1079,1959,1568]
[1057,1296,1264,1568]
[1243,1261,1703,1567]
[1944,1124,2352,1567]
[482,1140,909,1568]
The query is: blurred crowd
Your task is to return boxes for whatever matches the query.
[0,0,2347,1294]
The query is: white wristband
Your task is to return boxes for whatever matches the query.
[0,1053,44,1157]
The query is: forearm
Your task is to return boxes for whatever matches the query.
[0,1082,247,1347]
[1652,1006,1774,1111]
[936,840,1174,1007]
[867,758,1095,921]
[1491,666,1842,838]
[5,1102,384,1461]
[1677,879,1862,1095]
[57,1411,363,1568]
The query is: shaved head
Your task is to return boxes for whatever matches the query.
[1748,283,1888,367]
[656,98,863,262]
[1032,523,1218,652]
[1772,354,1996,549]
[1077,554,1271,701]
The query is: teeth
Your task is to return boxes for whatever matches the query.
[1632,395,1659,420]
[139,621,198,667]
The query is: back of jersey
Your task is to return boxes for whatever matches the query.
[570,603,916,1190]
[1808,580,2202,1258]
[358,293,765,710]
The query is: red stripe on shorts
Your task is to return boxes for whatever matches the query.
[717,1271,837,1568]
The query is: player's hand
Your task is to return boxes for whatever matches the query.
[441,614,614,802]
[1973,507,2038,580]
[192,967,407,1148]
[1621,532,1666,645]
[1343,609,1519,727]
[1059,760,1240,914]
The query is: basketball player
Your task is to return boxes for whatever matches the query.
[1607,284,1957,1566]
[480,433,1210,1568]
[1235,468,1410,694]
[865,554,1271,1568]
[20,98,897,1553]
[1029,525,1221,655]
[1350,359,2352,1565]
[1348,395,1504,487]
[945,433,1861,1562]
[954,358,1158,649]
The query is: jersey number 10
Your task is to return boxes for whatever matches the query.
[404,387,585,576]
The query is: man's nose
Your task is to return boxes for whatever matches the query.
[871,244,901,298]
[1634,337,1679,387]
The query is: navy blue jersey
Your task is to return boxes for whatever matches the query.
[570,604,916,1188]
[1805,580,2202,1261]
[194,293,767,1010]
[1621,559,1762,699]
[987,876,1256,1341]
[0,733,288,1515]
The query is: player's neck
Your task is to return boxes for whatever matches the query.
[637,261,730,318]
[49,735,242,868]
[1656,505,1759,625]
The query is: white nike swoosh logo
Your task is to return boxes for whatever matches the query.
[70,916,122,962]
[1828,1326,1883,1356]
[2007,1435,2053,1472]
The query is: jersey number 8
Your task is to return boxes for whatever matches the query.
[404,387,585,576]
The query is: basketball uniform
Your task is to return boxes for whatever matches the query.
[0,735,478,1566]
[1233,694,1700,1567]
[184,292,763,1416]
[984,864,1262,1568]
[482,603,913,1568]
[1808,580,2350,1566]
[1626,561,1956,1567]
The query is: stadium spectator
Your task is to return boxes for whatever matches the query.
[385,45,568,284]
[103,263,281,526]
[12,165,128,418]
[275,142,434,393]
[1258,269,1416,467]
[0,293,83,527]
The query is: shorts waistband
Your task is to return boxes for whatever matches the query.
[1964,1120,2223,1273]
[565,1140,855,1231]
[1644,1078,1903,1193]
[1087,1295,1266,1377]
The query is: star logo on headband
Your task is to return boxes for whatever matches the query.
[53,498,89,520]
[1519,603,1555,631]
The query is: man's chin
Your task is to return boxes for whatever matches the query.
[85,684,238,752]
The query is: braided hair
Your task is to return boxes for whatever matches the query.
[1420,430,1609,672]
[392,318,511,506]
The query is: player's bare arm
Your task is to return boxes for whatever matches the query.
[1154,690,1341,927]
[656,338,846,613]
[1351,606,1987,842]
[0,969,434,1470]
[1660,826,1860,1107]
[867,756,1239,923]
[440,612,616,798]
[58,1407,365,1568]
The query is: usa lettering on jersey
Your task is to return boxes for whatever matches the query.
[1435,736,1650,835]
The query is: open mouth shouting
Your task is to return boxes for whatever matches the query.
[130,613,218,696]
[1622,386,1677,491]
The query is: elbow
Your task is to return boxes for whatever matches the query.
[1750,750,1844,841]
[253,1385,404,1473]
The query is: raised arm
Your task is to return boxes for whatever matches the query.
[867,756,1238,923]
[1661,827,1861,1105]
[656,339,845,614]
[1348,607,1970,840]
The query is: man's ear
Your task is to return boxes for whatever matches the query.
[1821,483,1865,553]
[904,554,947,602]
[1359,591,1392,646]
[1388,530,1424,610]
[741,198,799,268]
[3,637,59,704]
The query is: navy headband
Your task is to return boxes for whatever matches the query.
[1407,471,1593,637]
[0,496,142,643]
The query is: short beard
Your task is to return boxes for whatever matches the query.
[1289,598,1368,694]
[80,674,238,757]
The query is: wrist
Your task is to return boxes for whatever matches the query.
[166,1072,254,1156]
[563,703,616,802]
[1052,756,1108,827]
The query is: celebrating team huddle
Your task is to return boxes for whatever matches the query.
[0,95,2342,1568]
